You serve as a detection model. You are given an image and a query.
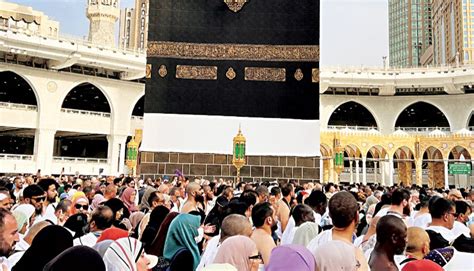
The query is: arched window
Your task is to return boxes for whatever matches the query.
[395,102,449,128]
[328,101,377,128]
[0,71,37,106]
[132,96,144,117]
[62,83,111,113]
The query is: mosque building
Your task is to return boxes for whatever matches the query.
[0,0,472,188]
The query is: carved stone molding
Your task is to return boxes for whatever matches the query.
[175,65,218,80]
[158,65,167,78]
[244,67,286,82]
[294,68,304,81]
[312,68,320,83]
[226,67,236,80]
[224,0,248,12]
[148,41,319,62]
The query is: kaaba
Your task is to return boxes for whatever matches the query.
[140,0,320,182]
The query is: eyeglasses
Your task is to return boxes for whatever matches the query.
[248,254,262,261]
[32,196,45,202]
[447,212,456,217]
[75,204,89,210]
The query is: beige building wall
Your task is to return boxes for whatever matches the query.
[0,1,60,38]
[432,0,471,65]
[118,0,148,52]
[132,0,148,52]
[119,8,136,50]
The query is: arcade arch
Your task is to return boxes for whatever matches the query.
[0,71,38,106]
[395,102,450,130]
[342,145,362,184]
[423,146,444,188]
[448,146,472,188]
[468,112,474,129]
[328,101,378,128]
[366,145,388,185]
[393,147,415,186]
[0,72,38,156]
[132,96,144,117]
[61,83,111,113]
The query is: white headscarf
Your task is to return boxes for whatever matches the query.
[103,237,157,271]
[12,204,35,228]
[293,222,319,247]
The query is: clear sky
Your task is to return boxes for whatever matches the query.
[5,0,388,67]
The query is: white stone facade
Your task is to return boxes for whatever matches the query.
[86,0,120,48]
[320,66,474,133]
[0,63,144,176]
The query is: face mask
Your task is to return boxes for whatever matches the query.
[195,227,204,243]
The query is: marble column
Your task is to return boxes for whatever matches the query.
[444,159,449,189]
[374,161,378,185]
[388,157,394,186]
[355,159,360,184]
[362,156,367,185]
[349,160,354,184]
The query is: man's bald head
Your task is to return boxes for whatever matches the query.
[220,214,252,241]
[376,215,407,254]
[186,182,201,195]
[24,220,52,245]
[104,184,117,198]
[406,227,430,257]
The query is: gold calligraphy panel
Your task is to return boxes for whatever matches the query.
[148,41,319,62]
[175,65,218,80]
[244,67,286,82]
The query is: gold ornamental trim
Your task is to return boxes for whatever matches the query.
[312,68,320,83]
[226,67,236,80]
[224,0,248,12]
[146,64,152,79]
[244,67,286,82]
[175,65,218,80]
[148,41,319,62]
[158,65,167,77]
[294,68,304,81]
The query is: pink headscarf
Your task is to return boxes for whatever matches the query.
[213,235,257,271]
[91,194,106,210]
[120,187,138,213]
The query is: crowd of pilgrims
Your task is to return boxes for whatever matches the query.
[0,173,473,271]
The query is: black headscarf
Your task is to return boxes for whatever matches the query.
[43,246,106,271]
[141,205,170,252]
[12,225,73,271]
[104,198,130,219]
[147,212,180,257]
[63,213,88,238]
[204,196,229,237]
